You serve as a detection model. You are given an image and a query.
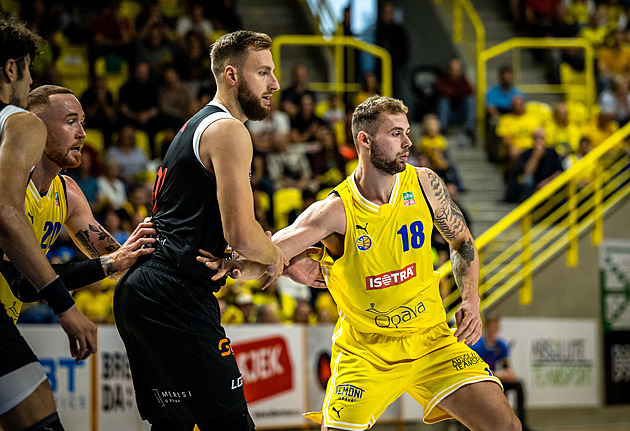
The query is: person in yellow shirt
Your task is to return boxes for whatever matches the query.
[598,28,630,90]
[74,281,114,324]
[200,96,520,430]
[581,107,619,147]
[545,102,581,157]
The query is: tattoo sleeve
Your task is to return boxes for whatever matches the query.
[75,224,119,257]
[428,171,466,242]
[450,238,475,294]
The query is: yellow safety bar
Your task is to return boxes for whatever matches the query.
[441,120,630,322]
[433,0,485,68]
[477,37,595,145]
[272,34,392,98]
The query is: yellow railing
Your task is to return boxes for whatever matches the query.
[272,34,392,98]
[432,0,485,72]
[440,122,630,322]
[477,37,595,145]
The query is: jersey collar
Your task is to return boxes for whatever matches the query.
[348,170,400,214]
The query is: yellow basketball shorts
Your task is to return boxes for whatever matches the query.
[313,316,502,430]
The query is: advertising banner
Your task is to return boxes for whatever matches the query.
[225,325,306,428]
[501,318,600,408]
[600,240,630,331]
[20,325,92,430]
[604,330,630,404]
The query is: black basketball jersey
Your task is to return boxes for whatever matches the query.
[150,102,236,288]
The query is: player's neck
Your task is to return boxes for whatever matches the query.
[213,91,246,123]
[353,163,396,206]
[31,157,61,194]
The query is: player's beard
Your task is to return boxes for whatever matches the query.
[238,79,270,121]
[370,141,405,175]
[45,136,81,170]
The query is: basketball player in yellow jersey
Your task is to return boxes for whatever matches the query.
[200,95,521,430]
[0,85,156,323]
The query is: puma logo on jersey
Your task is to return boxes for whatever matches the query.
[332,406,344,418]
[355,222,368,234]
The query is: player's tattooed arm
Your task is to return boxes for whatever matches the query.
[427,170,467,242]
[75,224,119,258]
[450,238,475,295]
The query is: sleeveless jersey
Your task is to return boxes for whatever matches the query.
[150,102,235,288]
[320,164,445,335]
[0,175,68,322]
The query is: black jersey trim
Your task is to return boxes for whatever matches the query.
[416,170,434,222]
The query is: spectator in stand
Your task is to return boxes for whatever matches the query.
[308,124,347,190]
[248,95,291,154]
[354,70,381,107]
[281,63,316,118]
[518,127,564,201]
[158,65,195,131]
[472,315,533,431]
[601,0,625,30]
[563,136,596,187]
[375,0,409,99]
[179,30,214,96]
[92,0,133,67]
[581,106,620,147]
[290,93,326,144]
[435,57,475,142]
[121,183,150,224]
[135,1,170,42]
[106,126,149,184]
[118,61,161,150]
[599,75,630,126]
[97,159,128,211]
[81,76,117,147]
[524,0,564,38]
[545,102,581,158]
[266,134,314,192]
[293,299,314,324]
[210,0,243,35]
[68,146,101,211]
[578,8,608,56]
[176,4,214,44]
[496,95,543,201]
[99,206,130,244]
[486,66,523,123]
[564,0,590,35]
[418,113,464,193]
[133,23,181,78]
[597,28,630,90]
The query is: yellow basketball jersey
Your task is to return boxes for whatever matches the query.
[321,164,445,335]
[1,175,68,322]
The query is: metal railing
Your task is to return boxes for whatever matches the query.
[440,123,630,322]
[432,0,485,76]
[477,37,596,145]
[272,34,392,98]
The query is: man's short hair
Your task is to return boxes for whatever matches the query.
[0,15,40,70]
[209,30,272,82]
[27,85,74,111]
[351,95,408,150]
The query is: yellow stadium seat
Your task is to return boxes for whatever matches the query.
[256,190,270,213]
[84,128,105,156]
[120,0,143,32]
[94,57,130,102]
[55,35,90,97]
[273,188,303,230]
[525,101,552,123]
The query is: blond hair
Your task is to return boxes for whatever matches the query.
[351,95,408,150]
[210,30,272,82]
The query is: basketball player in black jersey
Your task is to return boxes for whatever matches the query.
[113,30,288,431]
[0,15,97,431]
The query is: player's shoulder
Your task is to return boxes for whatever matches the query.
[4,110,46,133]
[304,192,345,232]
[201,116,250,146]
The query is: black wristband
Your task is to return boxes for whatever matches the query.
[39,276,75,315]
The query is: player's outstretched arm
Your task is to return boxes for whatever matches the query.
[63,177,156,280]
[0,112,97,361]
[417,167,482,345]
[202,119,287,283]
[198,193,344,288]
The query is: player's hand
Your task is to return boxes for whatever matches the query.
[454,298,482,345]
[57,307,98,363]
[197,249,242,280]
[261,250,289,290]
[283,247,326,288]
[109,220,156,273]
